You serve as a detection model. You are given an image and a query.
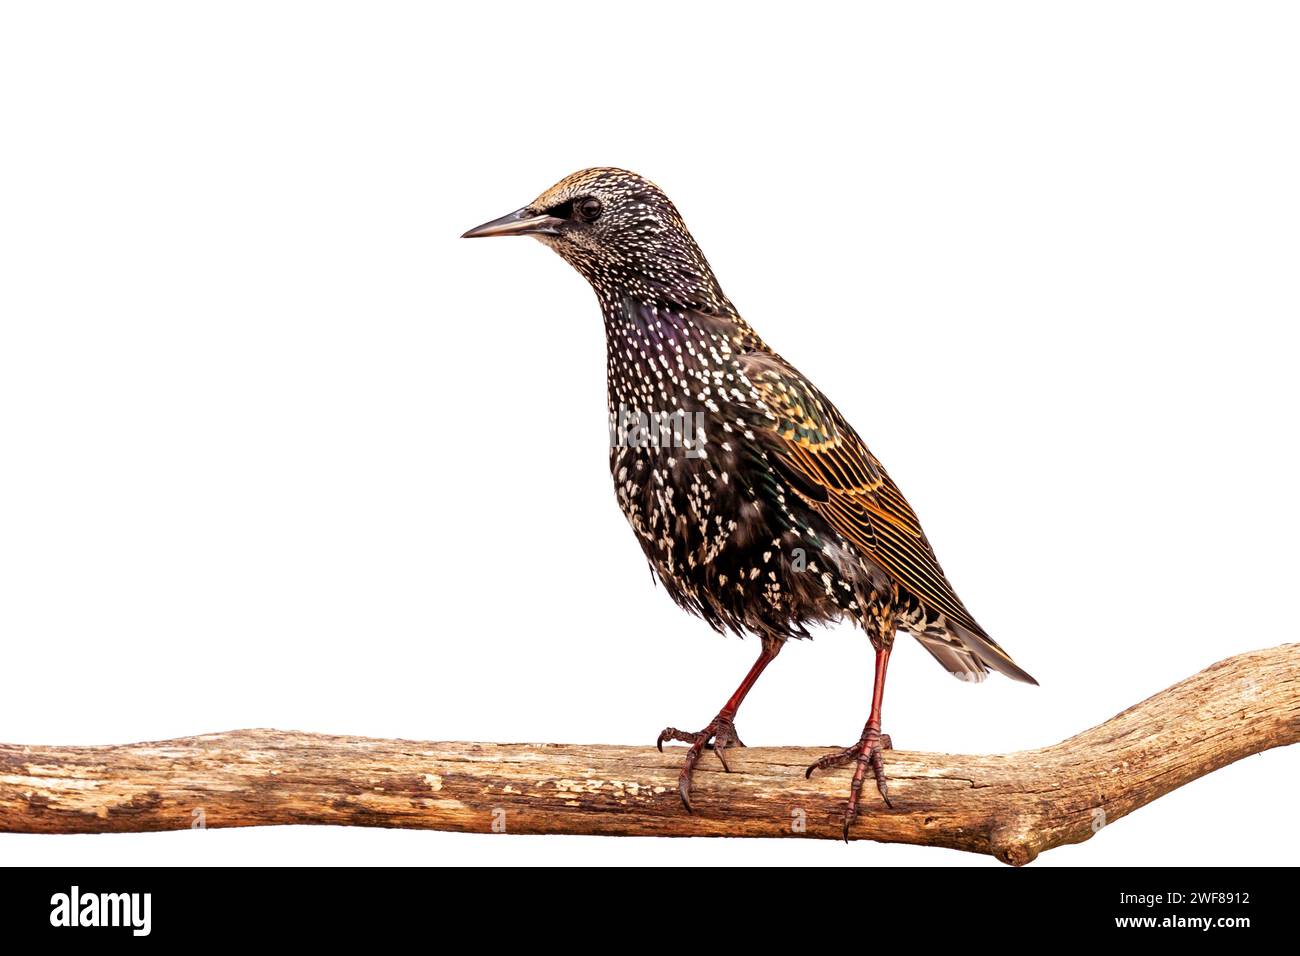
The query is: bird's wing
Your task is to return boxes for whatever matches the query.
[735,351,962,620]
[735,349,1035,683]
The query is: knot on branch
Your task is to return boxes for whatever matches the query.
[988,820,1042,867]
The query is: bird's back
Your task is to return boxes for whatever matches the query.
[605,298,1035,683]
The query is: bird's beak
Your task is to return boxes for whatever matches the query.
[461,207,563,239]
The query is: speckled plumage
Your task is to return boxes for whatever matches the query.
[465,168,1036,833]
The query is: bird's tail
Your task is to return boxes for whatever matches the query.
[913,622,1038,685]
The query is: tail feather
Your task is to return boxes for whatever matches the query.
[913,623,1038,685]
[916,636,990,682]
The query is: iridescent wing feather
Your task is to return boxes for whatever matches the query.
[736,349,1036,683]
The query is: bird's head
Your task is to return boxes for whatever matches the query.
[463,167,731,314]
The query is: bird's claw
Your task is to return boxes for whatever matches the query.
[805,725,894,838]
[655,714,745,812]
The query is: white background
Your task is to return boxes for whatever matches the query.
[2,2,1296,867]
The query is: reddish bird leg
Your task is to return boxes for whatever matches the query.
[806,643,896,839]
[657,640,780,811]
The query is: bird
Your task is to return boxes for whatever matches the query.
[463,168,1037,837]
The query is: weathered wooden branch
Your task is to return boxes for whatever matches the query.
[1,644,1296,864]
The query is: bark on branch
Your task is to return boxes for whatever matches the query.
[2,644,1296,865]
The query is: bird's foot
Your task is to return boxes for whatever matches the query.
[805,727,894,839]
[655,713,745,812]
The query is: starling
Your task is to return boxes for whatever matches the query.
[464,168,1037,837]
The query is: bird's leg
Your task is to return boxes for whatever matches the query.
[656,640,781,812]
[806,642,895,839]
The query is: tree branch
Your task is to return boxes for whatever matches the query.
[2,644,1296,864]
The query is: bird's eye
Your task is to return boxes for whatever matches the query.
[576,197,603,222]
